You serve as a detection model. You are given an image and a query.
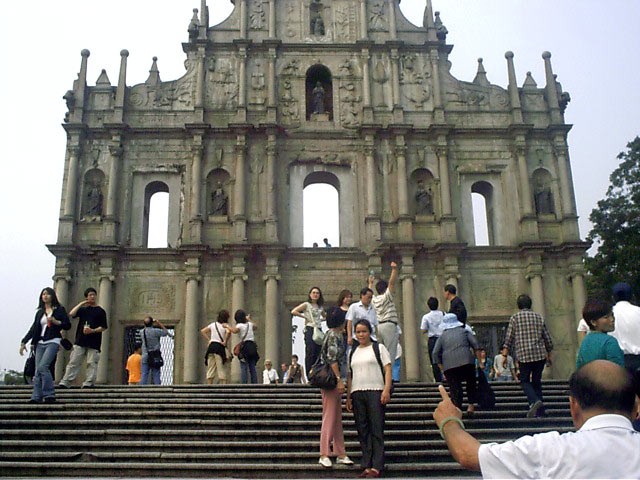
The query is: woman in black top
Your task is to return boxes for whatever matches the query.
[19,288,70,403]
[335,289,353,379]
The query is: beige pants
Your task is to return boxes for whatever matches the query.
[59,346,100,387]
[206,353,227,382]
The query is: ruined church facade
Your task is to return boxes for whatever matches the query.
[50,0,588,384]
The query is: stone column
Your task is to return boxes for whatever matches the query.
[102,141,123,243]
[63,145,81,220]
[542,51,562,124]
[514,145,533,215]
[239,0,247,38]
[390,49,400,108]
[183,267,201,384]
[233,138,247,241]
[553,143,574,216]
[54,275,71,382]
[267,51,276,108]
[395,139,409,217]
[238,48,247,110]
[504,51,523,124]
[570,271,586,325]
[265,133,278,242]
[268,0,276,37]
[194,49,206,120]
[264,259,280,367]
[189,143,204,243]
[401,255,420,382]
[435,146,452,216]
[230,265,247,383]
[388,0,397,39]
[112,50,128,124]
[96,274,113,384]
[429,49,444,122]
[362,50,371,109]
[364,142,377,218]
[528,273,546,319]
[359,0,368,40]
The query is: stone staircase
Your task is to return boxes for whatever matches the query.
[0,381,572,478]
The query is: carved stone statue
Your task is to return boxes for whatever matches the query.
[434,12,448,42]
[534,185,554,215]
[311,82,326,114]
[63,90,75,122]
[210,182,228,216]
[369,1,386,30]
[249,1,265,30]
[415,181,433,215]
[85,183,103,216]
[310,9,325,36]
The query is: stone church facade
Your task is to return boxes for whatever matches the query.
[50,0,588,384]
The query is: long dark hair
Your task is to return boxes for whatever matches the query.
[308,286,325,307]
[38,287,60,310]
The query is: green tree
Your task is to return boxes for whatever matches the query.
[585,137,640,299]
[3,370,26,385]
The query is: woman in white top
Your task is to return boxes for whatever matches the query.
[262,360,279,384]
[346,319,392,478]
[291,286,326,377]
[200,310,232,384]
[227,309,260,384]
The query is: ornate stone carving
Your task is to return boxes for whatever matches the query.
[63,90,75,122]
[369,0,387,31]
[84,182,103,217]
[334,4,356,42]
[372,56,390,108]
[340,82,362,128]
[279,79,300,124]
[128,58,196,110]
[310,3,325,36]
[249,0,266,30]
[209,182,228,216]
[434,11,448,41]
[415,180,433,215]
[205,57,238,110]
[249,61,266,107]
[130,283,176,315]
[281,59,300,76]
[284,2,298,39]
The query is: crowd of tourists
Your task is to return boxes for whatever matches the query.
[18,270,640,478]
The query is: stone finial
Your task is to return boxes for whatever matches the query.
[434,12,448,42]
[95,69,111,86]
[200,0,209,29]
[473,58,490,86]
[146,57,161,86]
[120,49,129,58]
[81,49,90,58]
[188,8,200,39]
[423,0,435,29]
[523,71,538,89]
[505,51,514,59]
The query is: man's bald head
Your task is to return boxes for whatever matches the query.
[569,360,636,415]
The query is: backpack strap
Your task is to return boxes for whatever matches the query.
[349,340,387,382]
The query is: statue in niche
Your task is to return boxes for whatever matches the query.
[249,1,266,30]
[415,181,433,215]
[85,182,103,216]
[63,90,75,122]
[310,8,325,36]
[210,182,228,216]
[369,1,386,30]
[311,82,326,114]
[434,12,448,41]
[534,182,554,215]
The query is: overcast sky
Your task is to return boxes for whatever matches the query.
[1,0,638,373]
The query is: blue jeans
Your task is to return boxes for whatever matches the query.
[33,342,59,401]
[392,357,401,382]
[241,360,257,384]
[519,359,546,407]
[141,358,161,385]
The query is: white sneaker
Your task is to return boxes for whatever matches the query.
[319,457,332,468]
[336,456,354,465]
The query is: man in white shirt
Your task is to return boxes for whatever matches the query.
[420,297,444,382]
[346,288,377,346]
[610,282,640,383]
[370,262,400,362]
[433,360,640,479]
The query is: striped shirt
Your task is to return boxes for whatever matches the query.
[503,309,553,363]
[371,289,398,324]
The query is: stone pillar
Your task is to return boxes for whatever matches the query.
[102,141,123,243]
[63,145,81,220]
[238,48,247,110]
[113,50,128,124]
[239,0,247,38]
[189,143,204,243]
[359,0,368,40]
[96,274,113,384]
[504,51,523,124]
[528,272,546,319]
[71,49,90,124]
[365,143,377,217]
[553,143,574,216]
[194,49,206,120]
[514,145,533,215]
[264,258,280,367]
[230,258,247,383]
[435,146,452,216]
[233,138,247,241]
[570,271,586,325]
[429,49,444,123]
[184,266,201,384]
[54,275,71,382]
[401,255,420,382]
[268,0,276,37]
[390,49,400,108]
[395,139,409,217]
[265,133,278,242]
[388,0,397,39]
[362,50,372,109]
[267,50,276,108]
[542,51,562,124]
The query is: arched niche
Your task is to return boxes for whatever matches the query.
[81,168,105,219]
[471,180,495,246]
[532,168,556,216]
[206,168,231,218]
[143,181,169,248]
[289,166,356,247]
[305,65,333,120]
[410,168,436,217]
[303,172,340,247]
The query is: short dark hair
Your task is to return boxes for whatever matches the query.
[326,306,345,329]
[517,294,532,310]
[582,299,612,330]
[444,284,456,295]
[217,310,230,323]
[375,279,388,295]
[360,287,373,297]
[84,287,97,297]
[427,297,439,310]
[612,282,632,302]
[354,319,372,333]
[234,309,247,323]
[569,361,636,414]
[307,286,325,307]
[291,354,298,361]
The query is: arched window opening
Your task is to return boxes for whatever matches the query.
[144,181,170,248]
[471,181,494,246]
[306,65,333,120]
[303,172,339,248]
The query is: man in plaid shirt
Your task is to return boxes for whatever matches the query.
[503,294,553,418]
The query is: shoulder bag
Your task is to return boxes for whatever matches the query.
[233,324,250,359]
[308,336,337,390]
[23,347,36,384]
[143,328,164,369]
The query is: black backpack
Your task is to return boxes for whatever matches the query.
[349,341,394,394]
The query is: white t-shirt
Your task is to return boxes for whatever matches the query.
[208,322,226,344]
[478,414,640,479]
[262,368,279,384]
[350,343,391,393]
[236,322,255,342]
[39,314,61,346]
[371,289,398,323]
[493,354,515,378]
[577,318,589,333]
[346,301,378,340]
[610,301,640,355]
[420,310,444,337]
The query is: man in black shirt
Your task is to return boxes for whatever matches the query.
[58,287,108,388]
[444,284,467,325]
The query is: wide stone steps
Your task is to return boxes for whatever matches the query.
[0,382,571,478]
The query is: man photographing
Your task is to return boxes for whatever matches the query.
[433,360,640,478]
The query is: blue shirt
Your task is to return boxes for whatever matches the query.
[576,331,624,370]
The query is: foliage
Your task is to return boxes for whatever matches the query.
[585,137,640,299]
[3,370,26,385]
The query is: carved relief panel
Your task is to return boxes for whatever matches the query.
[371,55,391,110]
[368,0,388,32]
[128,58,197,110]
[249,0,267,30]
[248,58,267,109]
[129,282,177,316]
[399,54,432,111]
[278,59,302,125]
[205,56,239,110]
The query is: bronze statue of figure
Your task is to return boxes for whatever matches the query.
[311,81,326,114]
[210,182,228,216]
[86,183,103,216]
[415,181,433,215]
[310,9,325,36]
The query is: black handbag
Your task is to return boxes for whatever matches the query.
[143,329,164,368]
[308,340,337,390]
[23,348,36,383]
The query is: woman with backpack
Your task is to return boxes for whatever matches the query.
[227,310,259,384]
[346,319,392,478]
